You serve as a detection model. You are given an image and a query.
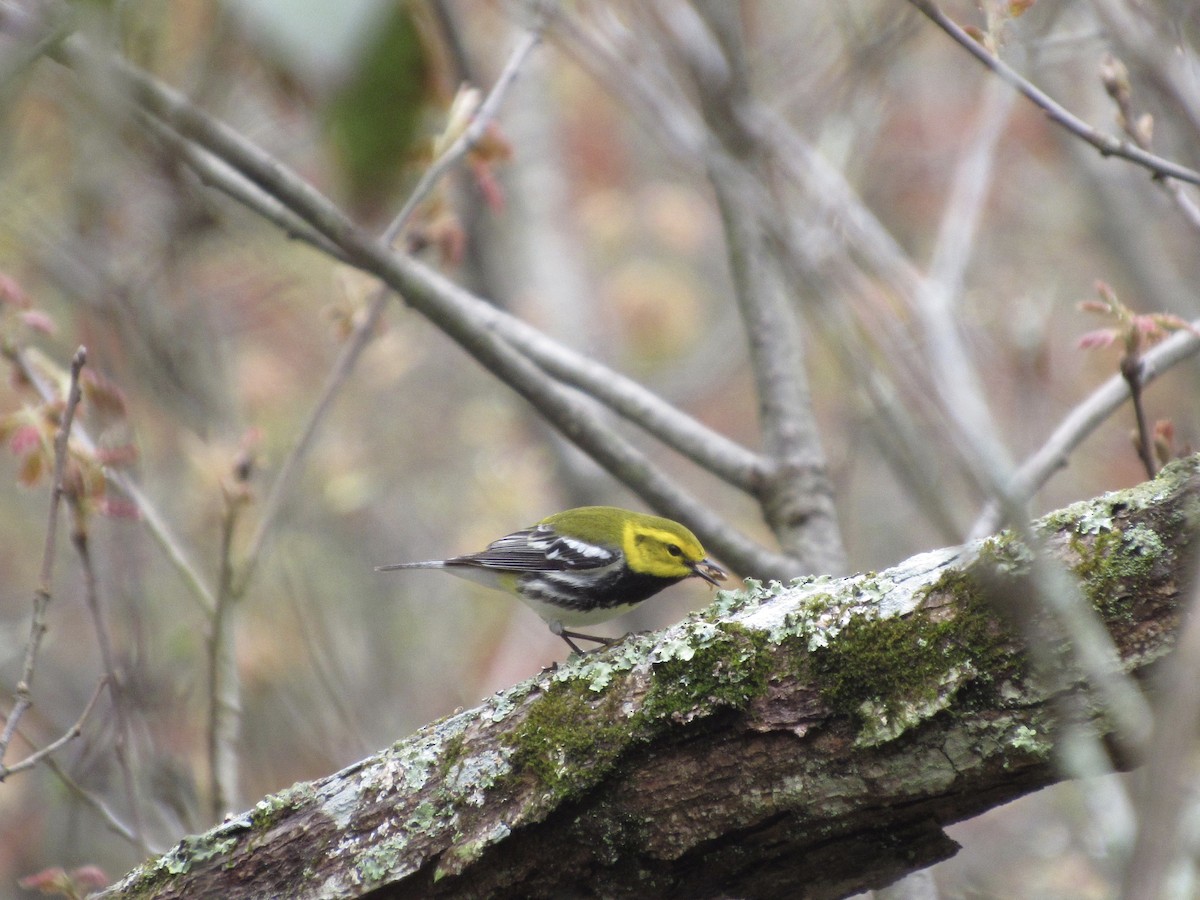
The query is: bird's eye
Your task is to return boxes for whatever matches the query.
[667,544,683,557]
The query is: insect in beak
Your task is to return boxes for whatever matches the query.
[691,558,728,587]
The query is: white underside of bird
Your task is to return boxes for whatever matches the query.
[386,557,640,629]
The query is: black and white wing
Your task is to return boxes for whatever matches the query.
[448,523,618,572]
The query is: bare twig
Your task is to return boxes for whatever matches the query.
[232,291,387,600]
[908,0,1200,187]
[482,306,765,491]
[971,321,1200,537]
[42,751,146,848]
[112,470,218,614]
[71,512,148,849]
[51,35,355,253]
[0,676,107,780]
[549,4,708,162]
[135,110,352,262]
[0,2,70,88]
[1,710,157,849]
[207,486,244,820]
[1089,0,1200,146]
[382,26,543,246]
[0,346,86,764]
[6,345,217,615]
[916,76,1019,495]
[1099,54,1200,238]
[1120,353,1156,480]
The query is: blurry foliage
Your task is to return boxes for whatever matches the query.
[323,5,433,213]
[0,0,1195,896]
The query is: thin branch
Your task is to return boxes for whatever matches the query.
[1,710,160,854]
[231,294,386,599]
[6,345,216,615]
[915,75,1019,496]
[51,35,357,252]
[898,70,1152,759]
[42,751,146,848]
[207,486,244,820]
[0,346,86,764]
[0,3,71,88]
[0,676,107,780]
[381,25,543,246]
[971,321,1200,537]
[1089,0,1200,146]
[908,0,1200,187]
[71,509,148,850]
[548,5,709,163]
[1099,53,1200,238]
[113,470,218,614]
[135,110,352,262]
[500,317,765,491]
[1121,354,1156,480]
[234,27,544,599]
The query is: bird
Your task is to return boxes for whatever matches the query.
[377,505,728,654]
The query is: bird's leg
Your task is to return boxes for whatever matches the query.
[557,629,619,655]
[549,621,619,654]
[558,632,585,655]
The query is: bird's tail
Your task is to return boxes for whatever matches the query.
[375,561,447,572]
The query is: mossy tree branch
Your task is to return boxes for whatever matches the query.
[96,457,1200,899]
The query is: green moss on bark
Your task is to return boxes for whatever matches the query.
[504,678,634,801]
[808,568,1022,744]
[638,623,772,725]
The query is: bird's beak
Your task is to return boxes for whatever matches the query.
[690,558,727,587]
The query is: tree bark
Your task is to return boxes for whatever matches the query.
[96,457,1200,899]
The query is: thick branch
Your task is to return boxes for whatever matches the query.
[97,456,1200,899]
[684,2,846,573]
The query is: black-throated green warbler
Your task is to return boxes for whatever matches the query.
[377,506,727,653]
